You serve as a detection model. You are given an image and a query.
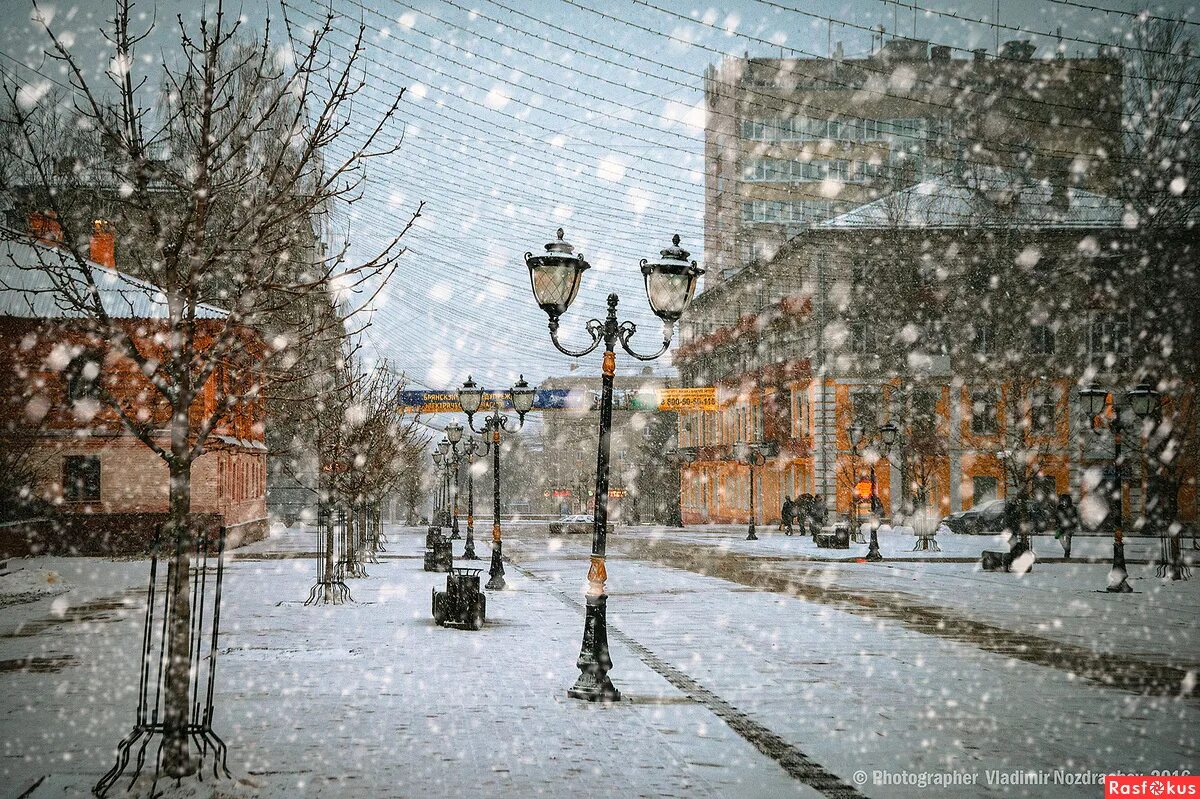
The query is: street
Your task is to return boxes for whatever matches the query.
[2,524,1195,798]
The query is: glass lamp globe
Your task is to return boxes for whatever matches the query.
[1127,383,1159,419]
[511,374,537,415]
[639,234,704,324]
[525,228,589,320]
[1079,383,1109,418]
[458,375,484,415]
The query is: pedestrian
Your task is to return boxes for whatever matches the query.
[781,495,794,535]
[1055,494,1078,558]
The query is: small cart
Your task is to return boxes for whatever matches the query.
[432,567,486,630]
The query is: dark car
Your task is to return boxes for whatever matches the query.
[940,499,1006,535]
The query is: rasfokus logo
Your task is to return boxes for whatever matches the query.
[1106,776,1199,798]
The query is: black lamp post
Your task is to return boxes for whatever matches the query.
[457,375,536,590]
[460,435,489,561]
[445,423,464,539]
[735,441,768,540]
[849,421,892,562]
[525,228,702,703]
[431,449,445,526]
[437,438,451,526]
[1080,382,1159,592]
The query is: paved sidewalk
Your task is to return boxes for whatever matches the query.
[3,525,810,798]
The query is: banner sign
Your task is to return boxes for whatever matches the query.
[658,387,719,411]
[398,389,571,414]
[398,387,719,414]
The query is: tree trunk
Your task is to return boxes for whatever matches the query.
[323,504,335,602]
[162,454,195,777]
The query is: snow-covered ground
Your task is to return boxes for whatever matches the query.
[1,523,1196,798]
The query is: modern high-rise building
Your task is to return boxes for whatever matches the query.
[703,38,1122,286]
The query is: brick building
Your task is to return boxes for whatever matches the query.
[0,231,268,555]
[704,39,1122,285]
[675,172,1197,527]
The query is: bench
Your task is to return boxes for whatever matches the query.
[815,525,850,549]
[980,541,1033,573]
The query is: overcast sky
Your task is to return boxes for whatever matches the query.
[2,0,1197,399]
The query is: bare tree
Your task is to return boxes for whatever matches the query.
[0,0,420,776]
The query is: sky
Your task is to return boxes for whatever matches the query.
[1,0,1198,400]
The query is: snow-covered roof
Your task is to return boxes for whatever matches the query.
[0,234,226,320]
[818,171,1124,230]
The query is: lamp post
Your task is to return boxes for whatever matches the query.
[525,228,702,703]
[1080,382,1160,592]
[849,421,891,562]
[431,450,445,526]
[456,375,536,590]
[445,423,464,539]
[735,441,768,540]
[460,435,489,560]
[437,438,451,526]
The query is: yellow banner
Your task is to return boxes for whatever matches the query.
[658,387,718,411]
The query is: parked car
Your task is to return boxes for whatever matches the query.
[548,514,612,535]
[939,499,1007,535]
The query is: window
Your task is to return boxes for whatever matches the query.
[1031,391,1057,435]
[850,262,869,286]
[63,455,101,502]
[791,388,808,438]
[1090,313,1128,357]
[850,321,876,354]
[972,476,999,505]
[970,388,999,435]
[973,324,994,355]
[912,388,939,437]
[851,389,880,431]
[1030,324,1055,355]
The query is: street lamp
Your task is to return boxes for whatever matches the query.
[457,375,535,590]
[735,441,768,540]
[1080,382,1160,591]
[431,450,445,526]
[445,423,465,540]
[848,421,887,562]
[459,435,490,560]
[525,228,702,704]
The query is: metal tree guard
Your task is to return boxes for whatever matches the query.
[344,503,369,579]
[524,228,702,703]
[95,521,231,796]
[305,504,353,605]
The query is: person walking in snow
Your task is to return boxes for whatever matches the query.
[1055,494,1078,558]
[781,496,795,535]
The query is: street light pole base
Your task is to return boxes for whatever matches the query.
[568,593,620,702]
[1107,542,1132,593]
[463,535,478,560]
[486,546,506,590]
[866,529,884,561]
[746,525,758,541]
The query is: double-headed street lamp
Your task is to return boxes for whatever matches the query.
[849,420,898,562]
[457,375,536,590]
[1079,382,1160,592]
[525,228,702,703]
[734,441,769,541]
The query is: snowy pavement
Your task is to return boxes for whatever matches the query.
[0,522,1196,798]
